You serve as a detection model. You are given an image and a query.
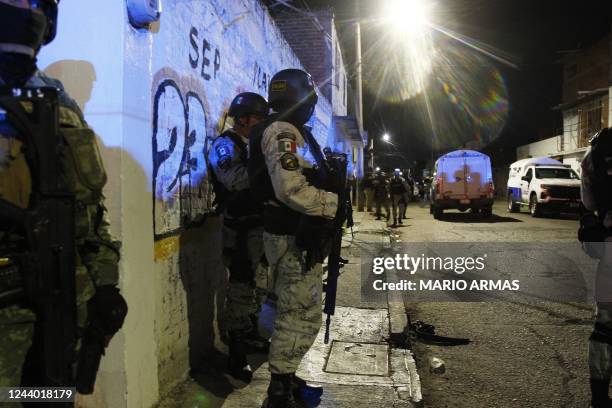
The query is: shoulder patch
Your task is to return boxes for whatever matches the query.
[276,132,296,141]
[215,143,232,159]
[278,140,297,153]
[279,153,299,171]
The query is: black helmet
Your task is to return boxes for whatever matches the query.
[228,92,268,119]
[268,69,318,112]
[32,0,60,45]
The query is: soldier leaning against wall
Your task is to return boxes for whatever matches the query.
[0,1,126,406]
[208,92,270,382]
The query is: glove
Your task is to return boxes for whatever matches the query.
[88,285,128,340]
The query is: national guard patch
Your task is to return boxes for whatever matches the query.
[271,80,287,92]
[280,153,299,171]
[278,140,297,153]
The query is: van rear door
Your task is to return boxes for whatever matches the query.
[465,154,490,199]
[440,155,468,201]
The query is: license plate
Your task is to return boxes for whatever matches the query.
[460,199,470,204]
[569,202,579,208]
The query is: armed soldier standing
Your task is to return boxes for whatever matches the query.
[389,169,409,226]
[580,127,612,408]
[0,0,126,398]
[249,69,338,408]
[208,92,269,382]
[373,170,390,223]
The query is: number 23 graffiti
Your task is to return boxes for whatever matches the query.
[152,78,211,239]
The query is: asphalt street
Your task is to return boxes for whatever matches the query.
[390,200,603,408]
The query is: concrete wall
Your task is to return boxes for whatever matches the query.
[38,0,336,406]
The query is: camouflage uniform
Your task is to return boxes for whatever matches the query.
[250,119,337,374]
[209,129,265,337]
[0,72,120,387]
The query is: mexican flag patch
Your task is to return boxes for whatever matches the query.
[278,140,297,153]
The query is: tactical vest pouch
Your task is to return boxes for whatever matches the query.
[578,213,608,259]
[295,215,334,266]
[61,128,107,193]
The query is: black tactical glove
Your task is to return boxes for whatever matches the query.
[76,285,127,394]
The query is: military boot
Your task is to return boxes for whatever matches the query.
[292,374,323,405]
[261,373,307,408]
[228,335,253,383]
[590,378,611,408]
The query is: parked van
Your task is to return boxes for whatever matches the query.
[430,150,494,219]
[507,157,582,217]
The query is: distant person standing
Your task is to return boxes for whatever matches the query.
[389,170,409,226]
[373,171,390,223]
[579,128,612,408]
[421,176,432,207]
[361,172,375,212]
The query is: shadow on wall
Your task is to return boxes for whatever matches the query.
[44,60,97,111]
[178,216,227,370]
[42,59,151,407]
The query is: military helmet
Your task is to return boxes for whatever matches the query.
[268,68,318,112]
[32,0,60,44]
[228,92,268,119]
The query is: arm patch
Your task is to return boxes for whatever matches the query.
[280,153,299,171]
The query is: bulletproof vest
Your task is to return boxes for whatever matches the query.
[390,177,406,194]
[210,129,261,224]
[248,115,319,235]
[590,132,612,221]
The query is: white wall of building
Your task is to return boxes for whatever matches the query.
[38,1,337,406]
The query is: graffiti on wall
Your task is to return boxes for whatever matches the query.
[252,61,270,93]
[152,68,213,239]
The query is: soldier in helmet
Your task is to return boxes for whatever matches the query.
[580,127,612,408]
[248,69,337,408]
[208,92,270,382]
[0,0,126,399]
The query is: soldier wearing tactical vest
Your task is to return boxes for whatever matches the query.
[208,92,270,382]
[248,69,337,408]
[389,169,409,226]
[580,127,612,408]
[0,0,126,401]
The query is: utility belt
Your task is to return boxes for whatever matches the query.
[263,202,300,235]
[578,213,611,259]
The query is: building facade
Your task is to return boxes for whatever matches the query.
[517,33,611,173]
[38,1,353,406]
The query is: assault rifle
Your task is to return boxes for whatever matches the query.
[323,152,351,344]
[0,87,76,386]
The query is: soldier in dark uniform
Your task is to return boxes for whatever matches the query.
[580,128,612,408]
[208,92,269,382]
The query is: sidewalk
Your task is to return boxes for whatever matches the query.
[157,210,421,408]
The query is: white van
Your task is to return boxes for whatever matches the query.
[430,150,494,219]
[507,157,582,217]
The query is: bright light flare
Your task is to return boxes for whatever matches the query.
[382,133,391,142]
[384,0,430,36]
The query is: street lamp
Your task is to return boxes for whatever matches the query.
[382,133,391,143]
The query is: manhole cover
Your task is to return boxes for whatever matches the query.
[324,341,389,376]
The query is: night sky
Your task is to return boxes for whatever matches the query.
[303,0,611,170]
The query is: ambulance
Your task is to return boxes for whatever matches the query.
[507,157,582,217]
[430,150,494,219]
